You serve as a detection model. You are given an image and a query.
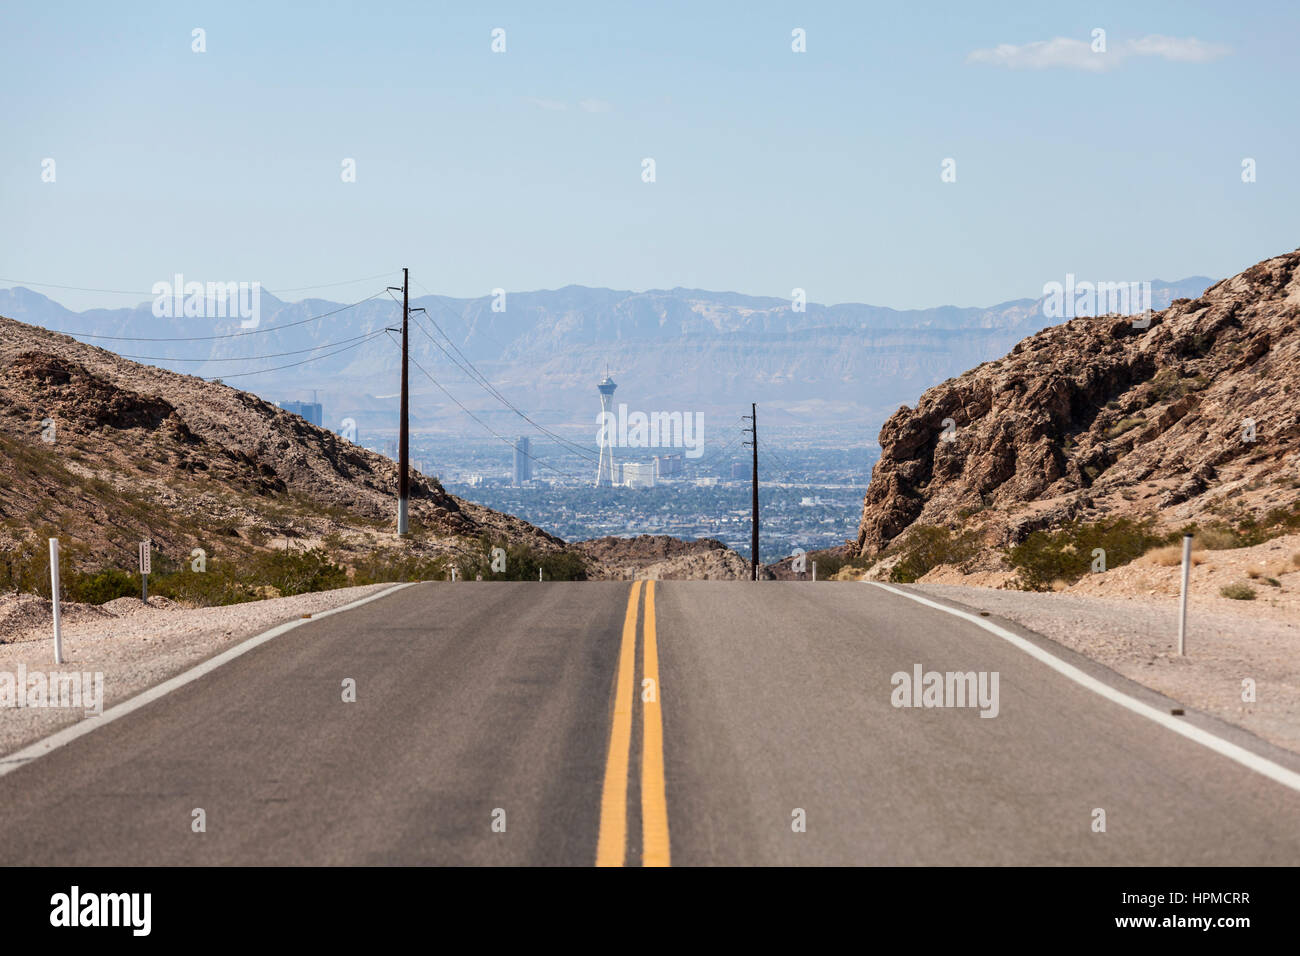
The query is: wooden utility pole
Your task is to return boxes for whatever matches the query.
[398,268,410,534]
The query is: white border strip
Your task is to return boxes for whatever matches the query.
[872,582,1300,794]
[0,582,416,778]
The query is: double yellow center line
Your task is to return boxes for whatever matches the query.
[595,581,671,867]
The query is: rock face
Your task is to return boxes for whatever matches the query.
[855,250,1300,556]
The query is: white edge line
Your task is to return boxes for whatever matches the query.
[0,582,417,778]
[871,582,1300,794]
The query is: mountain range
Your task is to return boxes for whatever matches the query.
[0,277,1213,441]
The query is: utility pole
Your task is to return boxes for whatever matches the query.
[389,268,410,535]
[743,403,759,581]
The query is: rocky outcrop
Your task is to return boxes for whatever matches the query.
[573,535,751,580]
[856,250,1300,556]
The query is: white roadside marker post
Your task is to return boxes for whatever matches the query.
[139,539,151,603]
[1178,533,1192,656]
[49,538,63,665]
[812,561,817,582]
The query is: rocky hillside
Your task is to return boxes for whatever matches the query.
[0,315,569,588]
[855,250,1300,577]
[572,535,752,580]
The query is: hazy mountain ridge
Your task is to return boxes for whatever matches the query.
[0,278,1213,434]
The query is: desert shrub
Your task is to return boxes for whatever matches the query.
[350,551,449,585]
[1237,502,1300,544]
[1178,505,1300,552]
[808,548,868,579]
[1219,583,1256,600]
[1145,544,1204,567]
[1005,517,1166,591]
[1105,416,1146,440]
[252,548,348,596]
[151,562,257,606]
[0,536,57,597]
[66,567,138,604]
[1150,368,1210,402]
[887,525,980,583]
[457,536,588,581]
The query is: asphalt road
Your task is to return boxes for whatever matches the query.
[2,581,1299,866]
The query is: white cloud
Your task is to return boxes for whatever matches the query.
[968,37,1109,72]
[578,98,613,113]
[967,34,1229,71]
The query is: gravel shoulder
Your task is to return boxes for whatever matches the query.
[912,582,1300,755]
[0,584,395,757]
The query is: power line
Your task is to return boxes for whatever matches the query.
[0,270,399,298]
[52,291,388,342]
[269,272,399,295]
[412,305,600,460]
[116,330,384,363]
[389,285,600,462]
[696,420,747,465]
[760,446,798,483]
[210,329,389,380]
[397,334,582,482]
[409,310,600,463]
[403,341,583,482]
[409,276,513,359]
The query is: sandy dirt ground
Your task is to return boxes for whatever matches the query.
[0,584,395,756]
[912,581,1300,755]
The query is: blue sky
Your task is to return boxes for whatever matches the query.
[2,0,1295,313]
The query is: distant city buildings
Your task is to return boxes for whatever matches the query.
[622,461,656,488]
[513,436,532,485]
[281,401,323,427]
[654,454,684,479]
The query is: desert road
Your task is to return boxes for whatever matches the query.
[2,581,1299,866]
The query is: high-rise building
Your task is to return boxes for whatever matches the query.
[654,454,684,478]
[623,462,656,488]
[731,461,750,481]
[596,372,618,487]
[281,401,323,426]
[513,436,532,485]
